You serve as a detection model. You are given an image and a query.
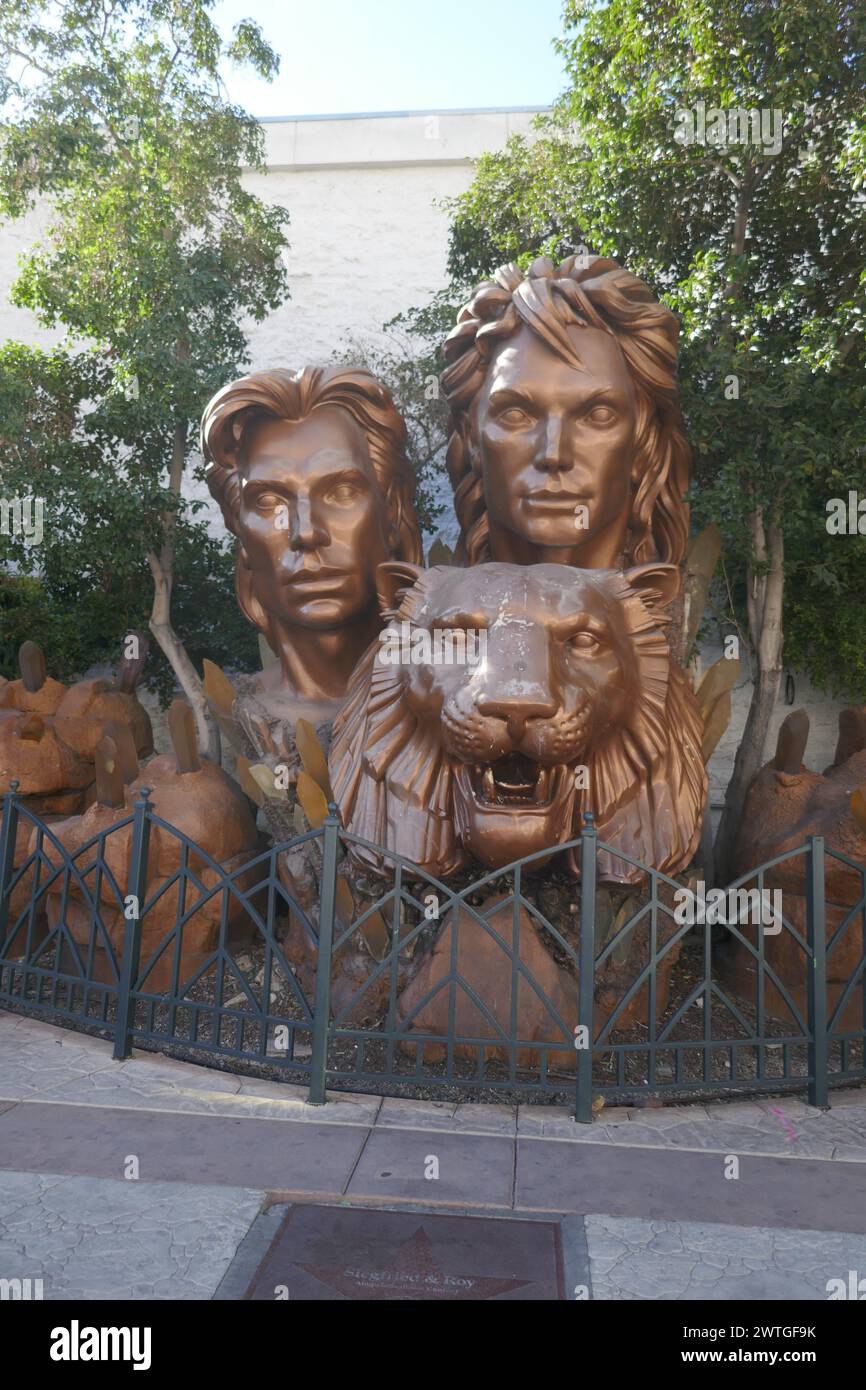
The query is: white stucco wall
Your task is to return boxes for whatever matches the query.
[245,109,542,368]
[0,108,543,367]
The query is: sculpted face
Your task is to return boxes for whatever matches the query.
[237,408,394,634]
[330,562,707,884]
[470,325,638,566]
[399,564,644,864]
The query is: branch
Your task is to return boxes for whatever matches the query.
[709,157,741,189]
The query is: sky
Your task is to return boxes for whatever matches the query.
[212,0,569,118]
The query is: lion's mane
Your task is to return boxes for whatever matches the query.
[329,566,706,885]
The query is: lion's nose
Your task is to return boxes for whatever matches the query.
[477,694,558,740]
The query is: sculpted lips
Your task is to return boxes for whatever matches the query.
[523,489,588,511]
[284,566,347,590]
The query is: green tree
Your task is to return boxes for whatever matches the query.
[0,0,289,756]
[442,0,866,876]
[0,342,259,692]
[334,293,460,540]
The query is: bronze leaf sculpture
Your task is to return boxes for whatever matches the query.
[0,637,153,814]
[329,561,706,885]
[721,707,866,1028]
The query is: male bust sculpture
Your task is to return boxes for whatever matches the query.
[442,254,691,570]
[202,367,423,712]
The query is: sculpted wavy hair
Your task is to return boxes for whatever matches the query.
[329,562,706,884]
[441,254,691,567]
[201,366,424,572]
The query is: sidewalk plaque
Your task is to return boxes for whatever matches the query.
[245,1203,564,1301]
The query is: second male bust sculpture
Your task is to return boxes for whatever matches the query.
[202,366,423,715]
[441,254,691,571]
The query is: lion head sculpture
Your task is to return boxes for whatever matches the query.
[329,562,707,884]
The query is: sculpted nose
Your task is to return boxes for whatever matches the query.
[290,497,329,551]
[477,694,558,741]
[536,414,572,471]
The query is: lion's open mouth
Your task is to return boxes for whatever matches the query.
[465,754,567,809]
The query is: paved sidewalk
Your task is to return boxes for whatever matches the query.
[4,1011,866,1159]
[1,1012,865,1300]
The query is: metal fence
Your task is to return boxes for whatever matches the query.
[1,781,864,1122]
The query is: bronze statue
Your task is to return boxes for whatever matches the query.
[0,638,153,814]
[203,367,423,712]
[721,707,866,1028]
[442,255,690,571]
[329,560,706,884]
[29,701,262,993]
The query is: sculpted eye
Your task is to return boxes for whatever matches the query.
[497,406,533,427]
[324,483,361,505]
[254,492,283,511]
[586,405,616,425]
[567,631,602,655]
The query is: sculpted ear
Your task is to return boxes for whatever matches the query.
[376,561,424,615]
[625,563,681,610]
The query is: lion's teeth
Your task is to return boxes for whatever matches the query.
[483,767,496,800]
[533,768,550,803]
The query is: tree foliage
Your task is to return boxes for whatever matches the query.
[0,0,288,741]
[438,0,866,874]
[0,342,258,691]
[446,0,866,690]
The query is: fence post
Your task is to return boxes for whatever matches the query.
[307,806,340,1105]
[575,811,597,1124]
[806,834,829,1109]
[0,781,20,954]
[113,788,152,1061]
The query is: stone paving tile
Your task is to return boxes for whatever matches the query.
[516,1097,866,1160]
[822,1088,866,1109]
[346,1128,515,1209]
[0,1170,264,1300]
[50,1071,380,1126]
[0,1014,380,1124]
[787,1110,866,1149]
[621,1104,713,1128]
[0,1102,370,1195]
[0,1016,118,1099]
[516,1135,866,1230]
[603,1119,836,1159]
[516,1105,605,1140]
[833,1144,866,1161]
[586,1213,866,1300]
[753,1096,825,1121]
[376,1097,516,1135]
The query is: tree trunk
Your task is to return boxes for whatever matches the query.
[148,548,220,763]
[712,157,788,883]
[146,409,221,764]
[714,511,784,882]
